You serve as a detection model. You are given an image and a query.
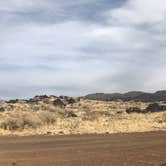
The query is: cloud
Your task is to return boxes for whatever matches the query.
[108,0,166,25]
[0,0,122,25]
[0,0,166,99]
[79,0,166,92]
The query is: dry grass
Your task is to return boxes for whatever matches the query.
[154,113,166,123]
[0,111,56,130]
[0,99,166,136]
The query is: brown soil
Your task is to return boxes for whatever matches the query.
[0,132,166,166]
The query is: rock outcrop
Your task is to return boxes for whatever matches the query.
[126,103,166,114]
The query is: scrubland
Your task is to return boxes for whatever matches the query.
[0,96,166,136]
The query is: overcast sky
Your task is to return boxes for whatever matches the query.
[1,0,166,99]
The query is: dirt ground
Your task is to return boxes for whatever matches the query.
[0,132,166,166]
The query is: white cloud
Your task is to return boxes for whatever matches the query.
[82,0,166,92]
[108,0,166,25]
[0,21,96,63]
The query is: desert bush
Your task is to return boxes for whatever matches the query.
[0,112,40,130]
[37,111,56,124]
[0,111,56,130]
[31,105,40,111]
[92,111,111,117]
[59,119,79,133]
[68,120,79,132]
[154,113,166,123]
[80,105,91,112]
[56,109,68,118]
[126,107,142,114]
[81,110,96,121]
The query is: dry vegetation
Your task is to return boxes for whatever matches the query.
[0,96,166,136]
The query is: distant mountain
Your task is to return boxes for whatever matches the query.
[84,91,166,102]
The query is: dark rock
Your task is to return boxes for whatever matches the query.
[146,103,161,112]
[34,95,49,99]
[26,95,49,104]
[160,105,166,111]
[67,98,76,104]
[53,99,65,107]
[127,103,166,114]
[0,107,5,112]
[146,103,166,113]
[76,97,81,102]
[26,98,38,104]
[59,96,68,100]
[6,99,19,104]
[67,111,78,118]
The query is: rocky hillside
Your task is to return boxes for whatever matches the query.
[0,95,78,112]
[84,91,166,102]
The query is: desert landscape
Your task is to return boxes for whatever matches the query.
[0,92,166,165]
[1,0,166,165]
[0,91,166,136]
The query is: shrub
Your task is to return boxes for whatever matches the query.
[37,111,56,124]
[155,113,166,123]
[0,111,56,130]
[81,110,96,121]
[67,111,78,118]
[126,107,142,114]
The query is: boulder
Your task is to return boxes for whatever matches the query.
[53,99,65,107]
[6,99,19,104]
[146,103,166,112]
[67,98,76,104]
[146,103,161,112]
[34,95,49,100]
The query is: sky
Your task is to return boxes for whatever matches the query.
[0,0,166,99]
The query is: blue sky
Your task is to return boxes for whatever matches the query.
[0,0,166,99]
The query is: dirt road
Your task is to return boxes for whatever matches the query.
[0,132,166,166]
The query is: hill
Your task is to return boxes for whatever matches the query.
[84,91,166,102]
